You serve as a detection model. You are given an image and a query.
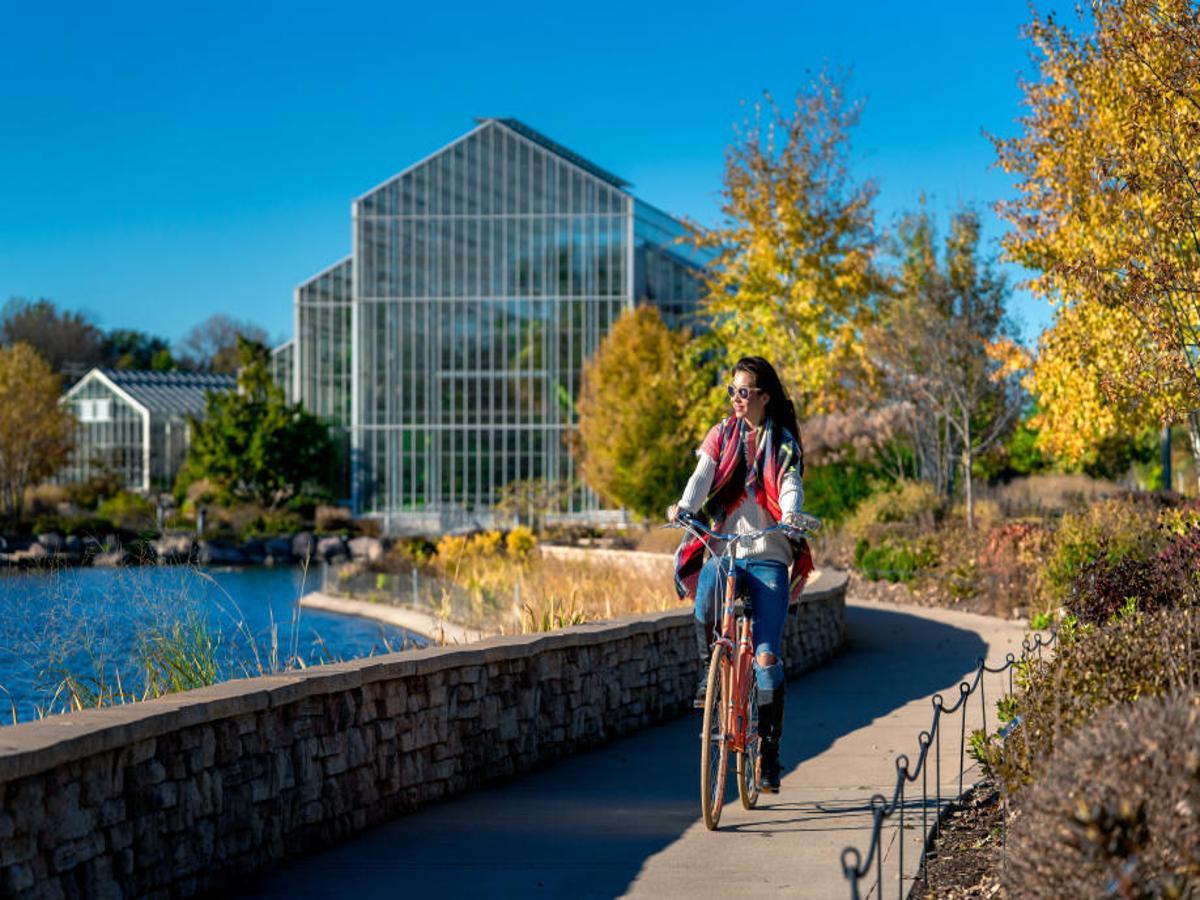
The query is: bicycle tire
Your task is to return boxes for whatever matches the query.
[737,678,760,809]
[700,643,730,830]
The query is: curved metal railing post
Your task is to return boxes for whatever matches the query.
[932,695,943,822]
[895,754,909,896]
[978,659,988,735]
[918,730,931,893]
[958,681,970,797]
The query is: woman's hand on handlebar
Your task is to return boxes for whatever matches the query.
[781,511,822,534]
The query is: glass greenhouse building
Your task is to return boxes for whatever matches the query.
[60,369,236,493]
[285,118,711,532]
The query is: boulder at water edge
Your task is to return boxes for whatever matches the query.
[348,536,383,562]
[316,535,348,563]
[291,532,316,562]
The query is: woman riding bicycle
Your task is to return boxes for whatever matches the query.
[669,356,813,793]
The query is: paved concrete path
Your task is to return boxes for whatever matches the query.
[235,598,1029,900]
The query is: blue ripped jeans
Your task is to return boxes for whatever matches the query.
[694,556,788,705]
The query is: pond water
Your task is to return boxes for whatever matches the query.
[0,565,422,724]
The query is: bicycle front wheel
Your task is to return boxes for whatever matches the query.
[737,678,760,809]
[700,644,730,830]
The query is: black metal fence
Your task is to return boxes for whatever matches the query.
[839,630,1058,899]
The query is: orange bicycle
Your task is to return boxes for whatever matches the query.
[673,512,819,830]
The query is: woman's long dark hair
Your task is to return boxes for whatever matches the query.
[733,356,804,475]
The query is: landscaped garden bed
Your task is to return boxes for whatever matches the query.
[916,782,1005,899]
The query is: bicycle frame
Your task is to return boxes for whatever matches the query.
[714,541,757,754]
[674,510,819,828]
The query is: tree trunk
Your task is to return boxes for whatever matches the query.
[963,413,974,530]
[1161,426,1173,492]
[1187,411,1200,495]
[941,415,954,498]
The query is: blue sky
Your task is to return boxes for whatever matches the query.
[0,0,1055,346]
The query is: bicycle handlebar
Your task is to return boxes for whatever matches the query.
[668,509,821,544]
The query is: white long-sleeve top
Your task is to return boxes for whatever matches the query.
[677,432,804,566]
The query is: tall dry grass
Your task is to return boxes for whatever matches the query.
[976,473,1125,517]
[357,530,682,634]
[435,545,679,633]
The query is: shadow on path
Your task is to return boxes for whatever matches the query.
[233,604,989,899]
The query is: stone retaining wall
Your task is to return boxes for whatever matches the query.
[0,570,847,899]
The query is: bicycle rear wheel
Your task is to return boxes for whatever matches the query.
[737,679,760,809]
[700,644,730,830]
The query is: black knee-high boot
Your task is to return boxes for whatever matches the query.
[758,684,786,792]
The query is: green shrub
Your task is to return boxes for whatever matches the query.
[853,535,937,582]
[1004,693,1200,899]
[97,492,156,532]
[66,472,122,510]
[803,461,879,524]
[65,516,115,538]
[31,515,66,535]
[242,509,304,538]
[1040,496,1161,608]
[844,479,942,542]
[285,489,332,522]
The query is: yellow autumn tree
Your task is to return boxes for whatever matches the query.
[996,0,1200,477]
[0,342,75,526]
[1024,300,1169,464]
[575,306,705,521]
[688,71,882,418]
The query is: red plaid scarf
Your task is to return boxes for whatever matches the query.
[673,415,814,604]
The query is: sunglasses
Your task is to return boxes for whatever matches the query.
[727,385,764,401]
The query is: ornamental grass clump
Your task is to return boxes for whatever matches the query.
[1004,694,1200,900]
